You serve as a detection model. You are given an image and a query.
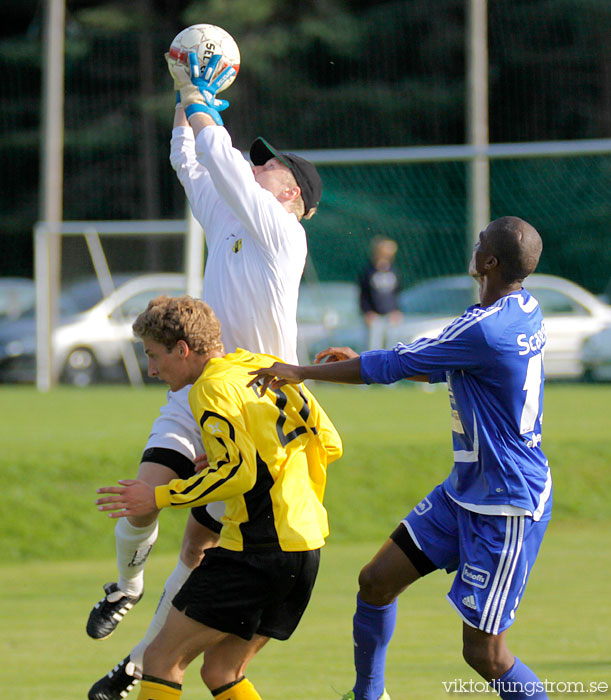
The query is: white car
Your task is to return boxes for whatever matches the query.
[0,274,191,385]
[314,274,611,380]
[522,275,611,378]
[581,327,611,381]
[297,281,361,362]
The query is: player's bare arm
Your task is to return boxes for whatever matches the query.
[96,479,159,519]
[248,356,364,393]
[315,345,430,383]
[185,111,218,136]
[173,103,189,128]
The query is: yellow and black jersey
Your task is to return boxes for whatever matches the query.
[155,349,343,552]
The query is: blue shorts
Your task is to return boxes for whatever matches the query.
[399,484,552,634]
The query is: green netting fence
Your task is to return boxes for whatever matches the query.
[0,0,609,295]
[306,154,611,296]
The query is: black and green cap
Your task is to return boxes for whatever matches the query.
[250,137,322,214]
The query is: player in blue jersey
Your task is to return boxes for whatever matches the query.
[248,216,552,700]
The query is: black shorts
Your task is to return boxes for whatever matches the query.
[141,447,222,534]
[173,546,321,641]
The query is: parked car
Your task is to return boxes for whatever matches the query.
[310,274,611,380]
[0,277,36,322]
[598,277,611,305]
[581,327,611,382]
[0,274,190,386]
[296,281,361,362]
[523,275,611,378]
[0,275,361,384]
[3,273,608,385]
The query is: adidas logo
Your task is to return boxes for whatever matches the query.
[462,594,477,610]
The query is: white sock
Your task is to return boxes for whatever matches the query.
[128,558,193,675]
[115,518,159,597]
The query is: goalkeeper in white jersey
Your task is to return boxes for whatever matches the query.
[96,295,342,700]
[251,217,553,700]
[86,51,323,700]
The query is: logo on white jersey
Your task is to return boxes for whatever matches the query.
[414,498,432,515]
[232,238,242,253]
[461,563,490,589]
[462,594,477,610]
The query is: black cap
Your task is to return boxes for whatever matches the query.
[250,137,322,214]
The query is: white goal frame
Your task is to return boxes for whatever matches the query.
[34,212,204,391]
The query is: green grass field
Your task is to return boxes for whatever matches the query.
[1,383,610,698]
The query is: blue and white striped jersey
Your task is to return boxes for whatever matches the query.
[360,289,552,520]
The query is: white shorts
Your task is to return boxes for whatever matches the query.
[143,385,225,524]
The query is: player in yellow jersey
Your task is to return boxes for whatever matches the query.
[95,295,342,700]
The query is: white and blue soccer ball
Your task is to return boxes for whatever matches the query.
[168,24,240,92]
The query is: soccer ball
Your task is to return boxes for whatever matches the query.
[168,24,240,93]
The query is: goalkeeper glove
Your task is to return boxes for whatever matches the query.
[166,52,236,125]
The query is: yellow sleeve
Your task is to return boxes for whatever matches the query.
[155,379,257,510]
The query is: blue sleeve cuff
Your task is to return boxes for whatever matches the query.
[427,370,448,384]
[360,349,401,385]
[361,348,446,385]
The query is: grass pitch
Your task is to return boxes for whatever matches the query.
[0,382,609,698]
[1,523,609,699]
[1,382,609,562]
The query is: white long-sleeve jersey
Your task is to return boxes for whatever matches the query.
[170,125,307,363]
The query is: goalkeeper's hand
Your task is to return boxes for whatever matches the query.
[166,52,236,125]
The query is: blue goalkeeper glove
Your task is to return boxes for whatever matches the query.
[166,52,236,125]
[192,53,235,108]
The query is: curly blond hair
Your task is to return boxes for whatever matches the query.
[132,295,224,355]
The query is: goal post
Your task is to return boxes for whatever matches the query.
[33,213,204,391]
